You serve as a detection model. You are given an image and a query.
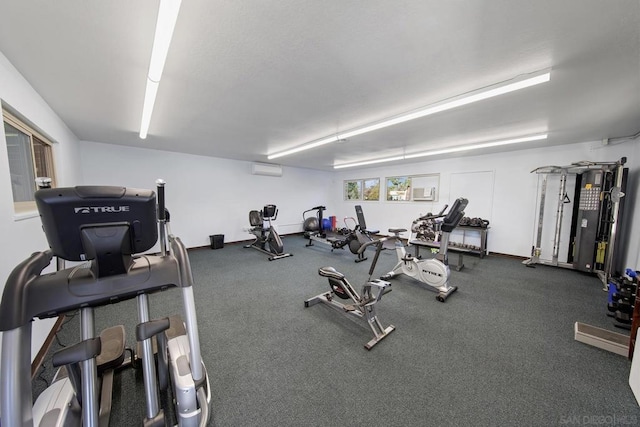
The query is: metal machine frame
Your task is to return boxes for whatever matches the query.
[304,238,395,350]
[523,158,627,285]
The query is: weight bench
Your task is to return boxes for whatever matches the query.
[355,205,379,236]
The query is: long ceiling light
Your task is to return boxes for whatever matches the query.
[333,134,548,169]
[268,69,551,160]
[139,0,182,139]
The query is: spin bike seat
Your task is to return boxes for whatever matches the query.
[388,228,407,234]
[318,266,345,281]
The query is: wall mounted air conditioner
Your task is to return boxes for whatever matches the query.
[413,187,435,201]
[252,162,283,177]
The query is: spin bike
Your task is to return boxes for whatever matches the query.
[244,204,292,261]
[0,180,211,427]
[304,237,395,350]
[303,205,378,263]
[381,197,469,302]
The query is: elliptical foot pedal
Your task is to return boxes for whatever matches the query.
[166,315,187,340]
[96,325,126,371]
[96,325,126,427]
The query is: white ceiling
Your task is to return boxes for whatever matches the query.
[0,0,638,171]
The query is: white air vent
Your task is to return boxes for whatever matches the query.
[413,187,435,201]
[252,162,282,177]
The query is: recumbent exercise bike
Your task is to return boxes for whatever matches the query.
[244,204,292,261]
[304,237,395,350]
[381,197,469,302]
[0,180,211,427]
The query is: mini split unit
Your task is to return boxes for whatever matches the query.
[252,162,283,177]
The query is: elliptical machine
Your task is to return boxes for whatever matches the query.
[244,204,292,261]
[0,180,211,427]
[304,237,395,350]
[381,198,469,302]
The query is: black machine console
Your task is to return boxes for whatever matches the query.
[441,198,469,233]
[35,186,158,276]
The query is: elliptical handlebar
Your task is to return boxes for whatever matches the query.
[357,236,391,279]
[156,179,167,255]
[156,179,166,222]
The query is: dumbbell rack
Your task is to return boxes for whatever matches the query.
[627,274,640,359]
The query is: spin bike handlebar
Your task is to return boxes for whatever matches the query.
[417,204,448,221]
[358,236,391,278]
[357,236,389,255]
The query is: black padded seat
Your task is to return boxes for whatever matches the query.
[318,266,345,280]
[388,228,407,233]
[248,210,262,228]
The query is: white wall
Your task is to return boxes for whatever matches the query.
[0,50,83,364]
[78,139,639,270]
[332,140,639,271]
[78,141,334,248]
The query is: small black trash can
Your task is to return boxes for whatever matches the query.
[210,234,224,249]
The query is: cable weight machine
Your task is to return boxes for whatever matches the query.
[523,157,628,286]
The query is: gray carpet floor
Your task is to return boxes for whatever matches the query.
[34,234,640,426]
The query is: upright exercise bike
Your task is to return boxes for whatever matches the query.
[244,204,292,261]
[304,237,395,349]
[381,198,469,302]
[0,180,211,427]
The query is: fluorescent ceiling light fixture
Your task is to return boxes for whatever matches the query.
[268,135,339,160]
[333,156,405,169]
[333,134,547,169]
[268,69,550,158]
[404,134,548,159]
[139,0,182,139]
